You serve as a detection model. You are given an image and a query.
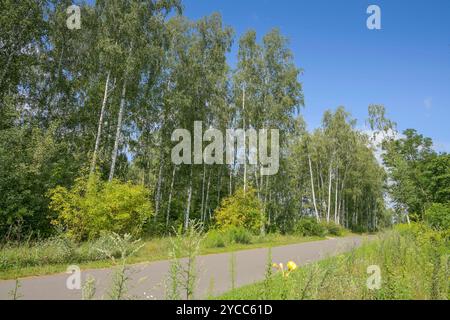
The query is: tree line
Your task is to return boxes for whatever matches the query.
[1,0,447,240]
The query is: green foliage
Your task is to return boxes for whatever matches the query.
[102,233,144,300]
[227,226,252,244]
[321,221,346,236]
[293,218,327,237]
[382,129,450,222]
[0,125,79,240]
[204,226,252,248]
[166,221,204,300]
[219,224,449,300]
[214,188,264,233]
[0,234,77,271]
[0,231,137,273]
[204,229,227,248]
[425,203,450,231]
[48,174,153,241]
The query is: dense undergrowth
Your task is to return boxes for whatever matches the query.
[218,223,449,300]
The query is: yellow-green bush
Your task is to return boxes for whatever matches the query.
[48,174,153,241]
[425,202,450,231]
[293,218,327,237]
[214,187,264,233]
[321,221,346,236]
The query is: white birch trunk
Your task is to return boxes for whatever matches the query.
[327,163,332,222]
[91,71,111,174]
[308,154,320,221]
[166,166,176,230]
[200,165,206,222]
[154,158,164,220]
[185,165,193,231]
[109,77,127,181]
[334,168,339,224]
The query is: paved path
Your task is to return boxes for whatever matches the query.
[0,236,372,300]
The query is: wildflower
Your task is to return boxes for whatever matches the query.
[272,261,298,277]
[287,261,297,272]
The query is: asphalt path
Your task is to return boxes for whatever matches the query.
[0,235,373,300]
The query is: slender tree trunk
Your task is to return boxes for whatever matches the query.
[260,175,268,236]
[229,167,232,196]
[154,158,164,220]
[242,85,247,194]
[109,78,127,181]
[166,166,176,231]
[254,169,260,199]
[91,71,111,174]
[185,165,193,231]
[334,168,339,224]
[200,165,206,222]
[308,154,320,221]
[405,210,411,225]
[326,163,332,222]
[204,170,211,222]
[216,168,222,207]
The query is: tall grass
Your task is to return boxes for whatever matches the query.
[219,223,449,300]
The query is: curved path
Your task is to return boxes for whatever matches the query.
[0,235,373,300]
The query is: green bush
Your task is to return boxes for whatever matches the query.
[214,187,264,233]
[321,221,345,236]
[294,218,327,237]
[87,232,124,260]
[226,226,252,244]
[48,174,153,241]
[204,230,227,248]
[425,202,450,231]
[40,235,76,264]
[204,226,253,248]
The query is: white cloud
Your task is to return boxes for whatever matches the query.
[424,97,433,110]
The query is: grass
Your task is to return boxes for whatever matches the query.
[217,224,449,300]
[0,232,334,280]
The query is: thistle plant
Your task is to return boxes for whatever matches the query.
[82,275,96,300]
[261,248,273,299]
[97,233,144,300]
[229,252,236,290]
[166,221,204,300]
[9,279,23,300]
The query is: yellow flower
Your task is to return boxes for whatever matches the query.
[287,261,297,272]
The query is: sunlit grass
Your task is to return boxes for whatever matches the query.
[217,225,449,300]
[0,233,330,280]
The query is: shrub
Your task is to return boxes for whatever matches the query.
[48,174,153,241]
[204,227,253,248]
[321,221,345,236]
[88,232,123,260]
[40,235,76,264]
[294,218,327,237]
[204,230,227,248]
[226,226,252,244]
[425,202,450,231]
[214,187,264,233]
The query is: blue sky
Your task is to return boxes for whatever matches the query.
[183,0,450,152]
